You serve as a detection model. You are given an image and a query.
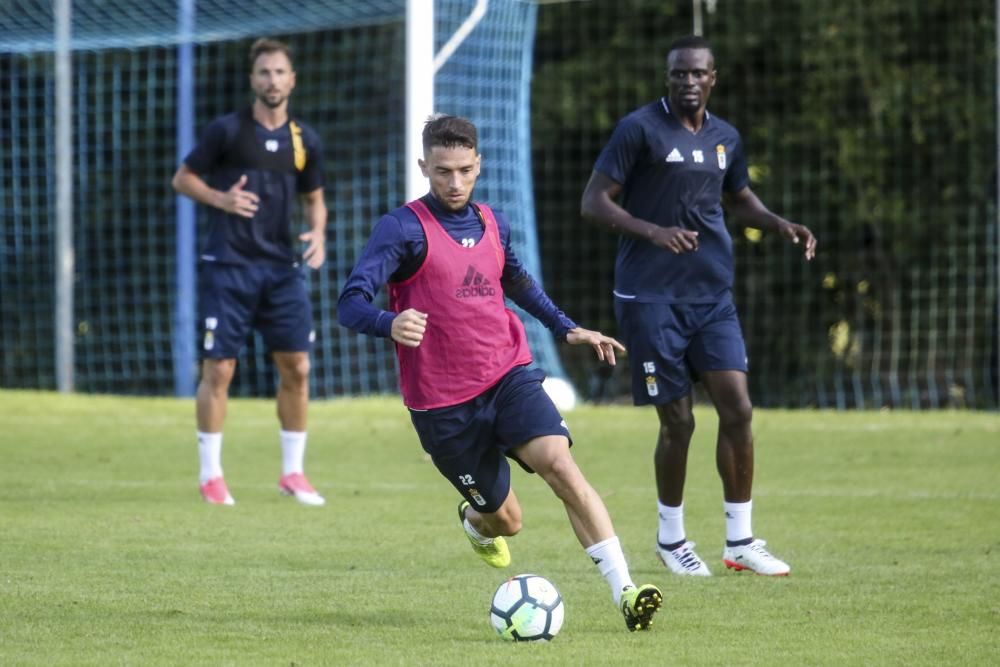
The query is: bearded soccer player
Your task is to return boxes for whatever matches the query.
[338,114,662,631]
[581,35,816,576]
[172,38,327,506]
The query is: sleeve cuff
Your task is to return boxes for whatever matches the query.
[375,311,396,338]
[556,320,578,340]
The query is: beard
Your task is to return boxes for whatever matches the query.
[257,91,286,109]
[436,192,470,211]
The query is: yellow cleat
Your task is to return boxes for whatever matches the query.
[457,500,510,568]
[620,584,663,631]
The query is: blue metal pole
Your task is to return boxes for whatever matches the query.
[173,0,196,396]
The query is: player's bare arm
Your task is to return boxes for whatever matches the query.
[565,327,626,366]
[391,308,428,348]
[581,170,699,254]
[172,166,260,219]
[725,186,816,260]
[299,187,328,269]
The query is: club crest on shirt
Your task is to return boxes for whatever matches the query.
[716,144,727,169]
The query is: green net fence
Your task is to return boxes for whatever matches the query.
[1,0,997,409]
[531,0,997,409]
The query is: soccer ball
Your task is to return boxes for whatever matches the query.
[489,574,564,641]
[542,376,577,412]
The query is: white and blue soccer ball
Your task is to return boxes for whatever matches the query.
[489,574,564,641]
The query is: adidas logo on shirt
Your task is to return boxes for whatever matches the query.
[665,148,684,162]
[455,264,496,298]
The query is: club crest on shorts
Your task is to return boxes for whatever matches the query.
[642,361,658,396]
[203,317,217,351]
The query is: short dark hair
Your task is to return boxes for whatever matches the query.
[667,35,714,59]
[422,114,478,154]
[248,38,293,70]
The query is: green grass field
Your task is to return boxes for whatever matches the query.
[1,390,997,665]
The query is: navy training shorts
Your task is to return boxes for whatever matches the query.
[615,299,748,406]
[197,261,314,359]
[408,366,571,514]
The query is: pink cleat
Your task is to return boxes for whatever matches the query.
[278,473,326,506]
[200,477,235,505]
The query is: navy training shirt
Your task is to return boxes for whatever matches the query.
[183,108,325,266]
[593,98,750,303]
[338,195,577,339]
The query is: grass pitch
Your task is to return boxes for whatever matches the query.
[0,390,997,665]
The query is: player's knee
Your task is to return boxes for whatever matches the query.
[278,354,310,386]
[521,435,571,476]
[661,410,695,443]
[540,451,586,501]
[546,451,579,484]
[201,359,236,388]
[719,399,753,430]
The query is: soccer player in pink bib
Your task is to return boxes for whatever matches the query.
[338,114,662,632]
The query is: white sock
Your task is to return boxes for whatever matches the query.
[585,536,635,605]
[657,500,686,547]
[280,430,306,475]
[724,500,753,543]
[463,518,493,545]
[197,431,223,484]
